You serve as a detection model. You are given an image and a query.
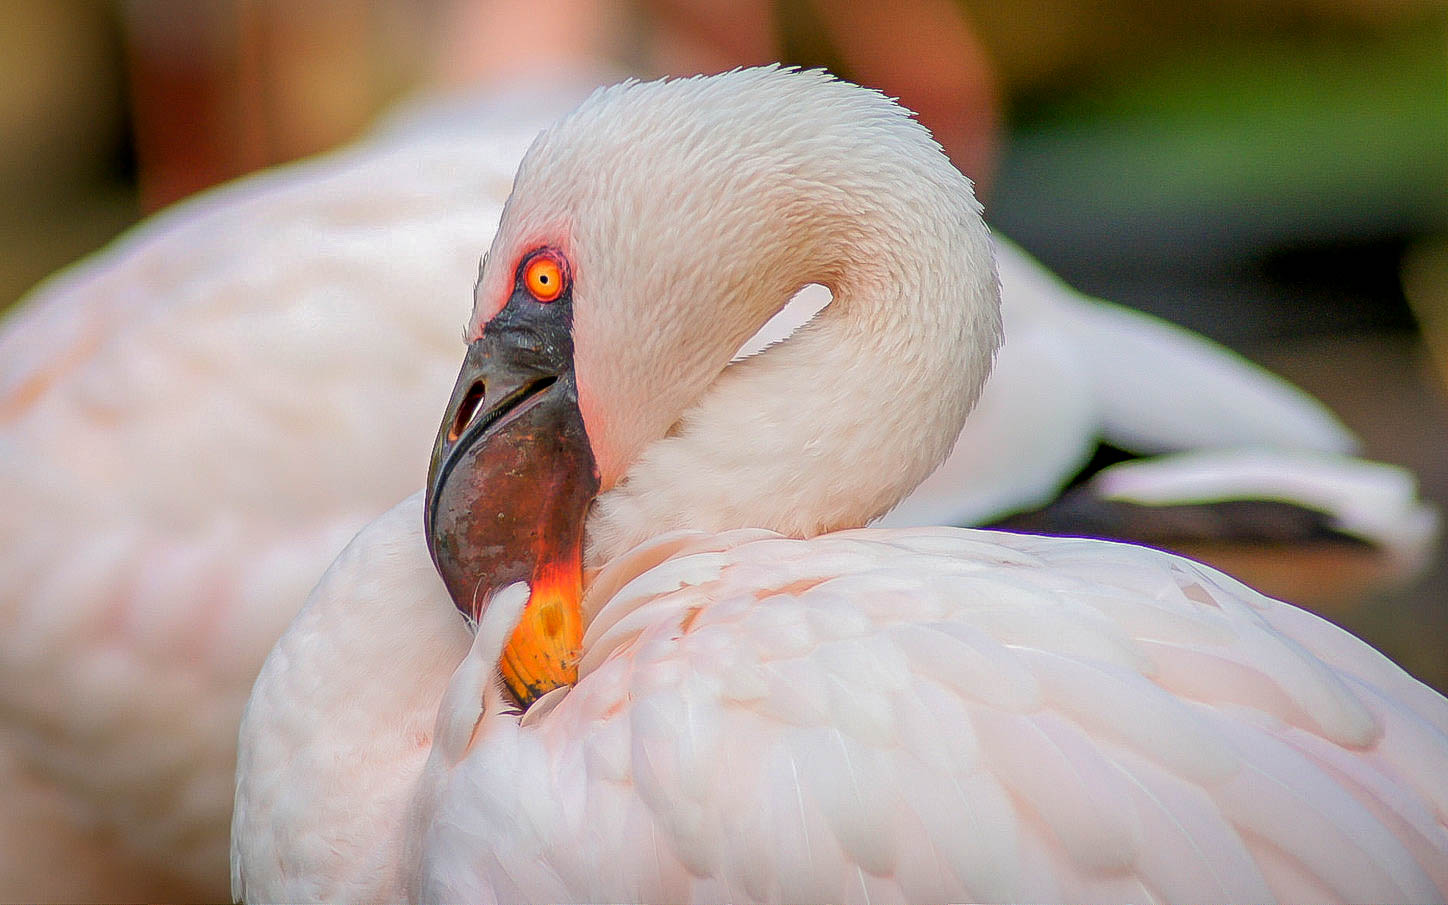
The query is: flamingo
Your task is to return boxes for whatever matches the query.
[230,68,1448,903]
[1,73,1435,902]
[0,76,1433,902]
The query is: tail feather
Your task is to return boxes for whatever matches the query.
[1090,449,1440,566]
[994,239,1359,456]
[887,240,1428,569]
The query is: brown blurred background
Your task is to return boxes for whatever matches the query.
[1,0,1445,688]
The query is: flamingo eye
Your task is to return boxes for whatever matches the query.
[522,251,567,302]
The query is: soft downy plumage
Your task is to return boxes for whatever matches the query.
[230,69,1448,903]
[0,68,1434,901]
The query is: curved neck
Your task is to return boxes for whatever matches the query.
[480,71,1004,568]
[585,171,1000,566]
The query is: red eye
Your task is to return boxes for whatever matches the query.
[523,252,567,302]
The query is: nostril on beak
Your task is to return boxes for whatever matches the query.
[449,381,486,444]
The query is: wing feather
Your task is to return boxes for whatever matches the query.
[420,527,1448,901]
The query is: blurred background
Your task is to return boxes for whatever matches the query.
[1,0,1445,689]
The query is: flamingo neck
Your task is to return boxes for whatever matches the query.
[583,157,1000,566]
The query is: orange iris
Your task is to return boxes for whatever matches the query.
[523,253,566,302]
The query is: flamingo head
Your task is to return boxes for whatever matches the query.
[426,67,998,708]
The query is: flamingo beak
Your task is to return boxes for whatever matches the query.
[425,294,599,709]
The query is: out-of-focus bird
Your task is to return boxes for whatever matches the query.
[232,68,1448,903]
[0,105,535,901]
[1,76,1435,900]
